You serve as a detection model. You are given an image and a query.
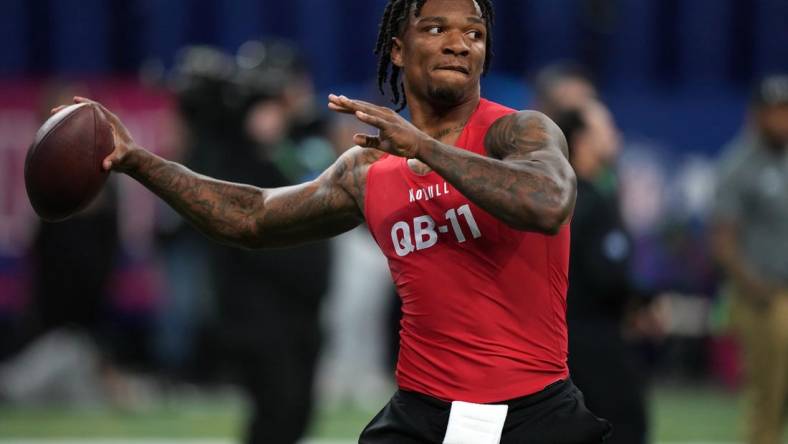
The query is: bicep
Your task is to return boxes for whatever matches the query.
[488,111,575,196]
[489,111,576,194]
[251,153,365,247]
[485,110,577,224]
[485,110,569,160]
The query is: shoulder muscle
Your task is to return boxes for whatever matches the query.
[322,146,385,215]
[484,110,568,160]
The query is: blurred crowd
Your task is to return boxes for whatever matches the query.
[0,37,786,444]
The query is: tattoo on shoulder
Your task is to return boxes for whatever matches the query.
[432,119,468,141]
[332,147,385,212]
[484,111,567,160]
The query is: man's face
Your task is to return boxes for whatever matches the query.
[756,104,788,150]
[391,0,487,107]
[580,101,621,166]
[543,78,597,117]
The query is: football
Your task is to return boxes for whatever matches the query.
[24,103,115,222]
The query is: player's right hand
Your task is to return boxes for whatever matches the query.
[51,97,142,173]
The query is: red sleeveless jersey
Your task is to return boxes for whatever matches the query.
[364,98,570,403]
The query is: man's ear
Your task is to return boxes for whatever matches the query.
[391,37,404,68]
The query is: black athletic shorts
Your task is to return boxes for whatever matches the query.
[359,379,612,443]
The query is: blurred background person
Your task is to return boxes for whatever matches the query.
[317,111,395,410]
[555,100,653,444]
[711,73,788,444]
[536,61,662,443]
[220,40,333,444]
[160,40,334,444]
[532,62,598,119]
[202,40,332,444]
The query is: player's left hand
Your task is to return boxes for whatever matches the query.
[328,94,430,158]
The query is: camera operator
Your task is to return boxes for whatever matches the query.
[167,41,333,444]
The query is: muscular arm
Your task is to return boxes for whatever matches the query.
[417,111,576,233]
[56,98,380,249]
[124,147,375,248]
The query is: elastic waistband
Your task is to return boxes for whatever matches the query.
[400,378,571,410]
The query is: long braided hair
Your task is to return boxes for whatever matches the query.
[374,0,495,111]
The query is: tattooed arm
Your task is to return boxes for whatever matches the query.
[327,94,575,234]
[65,97,375,249]
[419,111,576,233]
[124,147,374,248]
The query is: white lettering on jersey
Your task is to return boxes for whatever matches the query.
[413,215,438,250]
[391,221,415,257]
[408,182,451,203]
[390,204,482,257]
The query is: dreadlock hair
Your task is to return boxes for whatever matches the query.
[374,0,495,112]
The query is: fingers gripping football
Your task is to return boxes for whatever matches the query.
[67,97,138,172]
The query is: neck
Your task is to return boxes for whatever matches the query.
[405,85,481,141]
[573,154,601,182]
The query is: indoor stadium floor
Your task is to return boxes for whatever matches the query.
[0,440,746,444]
[0,385,759,442]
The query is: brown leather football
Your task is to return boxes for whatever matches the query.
[24,103,114,222]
